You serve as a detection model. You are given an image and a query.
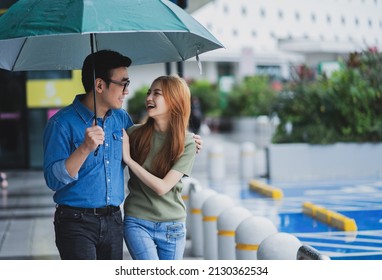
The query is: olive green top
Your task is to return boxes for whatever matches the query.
[123,125,196,222]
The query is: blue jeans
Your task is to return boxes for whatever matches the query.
[54,206,123,260]
[124,215,186,260]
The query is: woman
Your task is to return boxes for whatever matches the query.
[122,75,196,260]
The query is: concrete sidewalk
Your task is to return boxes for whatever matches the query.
[0,170,58,259]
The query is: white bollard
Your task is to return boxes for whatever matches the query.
[240,142,256,180]
[255,115,272,149]
[208,144,225,180]
[235,216,278,260]
[202,193,235,260]
[257,232,302,260]
[181,177,203,239]
[217,206,252,260]
[189,188,217,257]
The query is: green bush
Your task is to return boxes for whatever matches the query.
[273,49,382,144]
[222,75,278,117]
[189,80,220,117]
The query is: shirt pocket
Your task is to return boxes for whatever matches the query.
[112,130,123,160]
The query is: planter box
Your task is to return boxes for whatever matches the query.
[232,116,276,149]
[268,143,382,182]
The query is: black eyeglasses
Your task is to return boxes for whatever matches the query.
[106,79,130,92]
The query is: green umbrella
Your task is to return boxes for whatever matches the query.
[0,0,223,134]
[0,0,223,71]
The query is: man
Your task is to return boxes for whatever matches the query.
[43,50,201,259]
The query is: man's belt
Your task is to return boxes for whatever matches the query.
[57,204,120,216]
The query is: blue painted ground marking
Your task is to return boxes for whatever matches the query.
[236,179,382,260]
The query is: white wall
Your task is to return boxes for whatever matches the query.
[268,143,382,182]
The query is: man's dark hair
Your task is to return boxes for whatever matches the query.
[82,50,132,93]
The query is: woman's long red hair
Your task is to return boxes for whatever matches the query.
[129,75,191,178]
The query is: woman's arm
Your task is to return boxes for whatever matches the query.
[122,130,184,196]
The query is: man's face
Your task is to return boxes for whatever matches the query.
[100,66,130,111]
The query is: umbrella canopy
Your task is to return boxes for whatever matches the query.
[0,0,223,71]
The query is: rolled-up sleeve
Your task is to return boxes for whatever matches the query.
[43,117,78,191]
[52,160,78,185]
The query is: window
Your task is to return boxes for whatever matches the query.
[295,11,300,21]
[241,7,247,16]
[341,16,346,25]
[223,5,228,14]
[217,62,234,77]
[256,65,282,81]
[278,10,283,19]
[260,8,266,17]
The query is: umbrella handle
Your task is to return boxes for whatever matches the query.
[94,145,100,156]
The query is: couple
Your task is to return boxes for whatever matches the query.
[43,50,200,260]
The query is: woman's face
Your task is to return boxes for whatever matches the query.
[146,80,169,120]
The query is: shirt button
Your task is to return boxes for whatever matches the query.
[106,143,109,147]
[108,179,110,182]
[106,161,110,164]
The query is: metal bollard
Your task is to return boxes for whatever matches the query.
[181,177,203,239]
[297,244,331,260]
[208,144,225,180]
[217,206,252,260]
[240,142,256,180]
[235,216,278,260]
[189,188,217,257]
[257,232,302,260]
[202,193,235,260]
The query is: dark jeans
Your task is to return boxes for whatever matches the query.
[54,206,123,260]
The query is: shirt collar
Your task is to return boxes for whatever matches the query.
[73,94,113,124]
[73,94,95,124]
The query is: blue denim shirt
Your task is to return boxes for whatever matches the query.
[43,94,134,208]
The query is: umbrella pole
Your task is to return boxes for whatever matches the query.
[91,33,100,156]
[90,33,97,125]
